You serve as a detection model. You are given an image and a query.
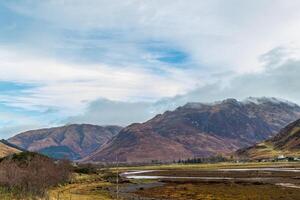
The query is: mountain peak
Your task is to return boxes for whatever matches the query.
[183,97,298,110]
[83,97,300,163]
[183,98,240,109]
[182,102,206,109]
[220,98,240,106]
[8,124,122,160]
[243,97,299,107]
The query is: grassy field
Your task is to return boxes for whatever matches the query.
[48,174,113,200]
[1,162,300,199]
[243,141,300,159]
[114,161,300,172]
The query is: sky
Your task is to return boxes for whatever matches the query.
[1,0,300,138]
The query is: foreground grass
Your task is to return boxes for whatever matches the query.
[1,162,300,199]
[0,187,48,200]
[0,188,16,200]
[48,174,113,200]
[0,174,114,200]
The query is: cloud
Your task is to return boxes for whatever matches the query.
[2,1,300,94]
[4,47,299,132]
[68,52,300,126]
[67,99,152,126]
[0,48,198,116]
[6,0,300,72]
[1,1,300,135]
[0,110,48,138]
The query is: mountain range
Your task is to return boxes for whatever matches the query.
[82,97,300,163]
[236,118,300,160]
[8,124,122,160]
[6,97,300,163]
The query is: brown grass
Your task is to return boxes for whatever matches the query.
[0,143,21,158]
[135,182,300,200]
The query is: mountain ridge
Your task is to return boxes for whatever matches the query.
[82,97,300,163]
[8,124,122,160]
[236,119,300,160]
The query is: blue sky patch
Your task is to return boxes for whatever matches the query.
[0,2,37,43]
[143,42,189,65]
[156,49,188,64]
[0,81,35,94]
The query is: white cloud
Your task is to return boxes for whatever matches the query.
[1,1,300,133]
[0,48,197,115]
[6,0,300,73]
[68,56,300,126]
[0,112,47,138]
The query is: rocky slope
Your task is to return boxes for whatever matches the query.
[8,124,122,160]
[83,98,300,163]
[236,119,300,160]
[0,140,21,158]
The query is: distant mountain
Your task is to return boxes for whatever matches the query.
[82,97,300,163]
[236,119,300,160]
[8,124,122,160]
[0,140,21,158]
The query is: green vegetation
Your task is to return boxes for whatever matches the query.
[244,141,300,160]
[39,145,81,160]
[248,142,282,158]
[177,155,228,164]
[74,163,99,174]
[0,151,46,162]
[113,161,300,172]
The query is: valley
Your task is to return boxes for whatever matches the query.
[41,162,300,199]
[2,97,300,199]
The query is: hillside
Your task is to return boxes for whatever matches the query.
[0,140,21,158]
[83,97,300,163]
[8,124,122,160]
[236,119,300,160]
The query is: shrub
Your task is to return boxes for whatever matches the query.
[73,163,98,174]
[0,152,71,198]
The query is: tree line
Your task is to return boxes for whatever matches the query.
[177,155,228,164]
